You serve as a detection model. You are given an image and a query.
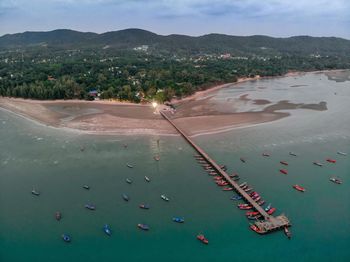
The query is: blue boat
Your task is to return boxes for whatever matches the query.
[172,217,185,223]
[62,234,71,242]
[85,204,96,210]
[122,193,129,201]
[138,223,149,231]
[103,224,111,236]
[231,195,242,200]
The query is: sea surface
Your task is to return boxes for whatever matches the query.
[0,72,349,261]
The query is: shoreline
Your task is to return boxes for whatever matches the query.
[0,69,345,136]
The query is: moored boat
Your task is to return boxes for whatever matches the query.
[85,204,96,210]
[62,234,71,243]
[293,184,305,192]
[264,203,272,212]
[173,217,185,223]
[280,169,288,175]
[230,173,239,178]
[247,214,262,220]
[122,193,129,201]
[250,224,264,234]
[244,187,253,193]
[280,161,288,166]
[55,212,62,221]
[267,207,276,215]
[196,234,208,244]
[246,211,259,216]
[161,194,169,201]
[284,226,292,239]
[137,224,150,231]
[257,200,265,206]
[103,224,112,236]
[239,182,247,188]
[329,177,342,184]
[223,187,233,191]
[231,195,242,200]
[238,204,253,210]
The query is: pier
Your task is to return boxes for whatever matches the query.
[160,110,290,234]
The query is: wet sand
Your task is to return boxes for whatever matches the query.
[0,70,335,136]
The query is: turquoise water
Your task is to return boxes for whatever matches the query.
[1,72,349,261]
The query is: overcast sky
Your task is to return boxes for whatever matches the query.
[0,0,349,38]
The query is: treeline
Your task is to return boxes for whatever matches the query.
[1,49,349,102]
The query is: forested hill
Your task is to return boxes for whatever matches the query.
[1,29,350,56]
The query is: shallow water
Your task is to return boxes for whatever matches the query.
[0,72,349,261]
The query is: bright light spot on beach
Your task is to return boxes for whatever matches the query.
[152,102,158,108]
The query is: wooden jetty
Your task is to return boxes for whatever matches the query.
[160,110,291,234]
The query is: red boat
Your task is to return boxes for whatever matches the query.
[326,158,336,163]
[280,161,288,166]
[293,184,306,192]
[250,224,264,234]
[197,234,209,245]
[238,204,253,210]
[216,182,228,186]
[280,169,288,174]
[267,207,276,215]
[246,211,259,216]
[223,187,233,191]
[257,200,265,206]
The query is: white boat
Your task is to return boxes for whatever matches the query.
[144,176,151,182]
[337,151,347,156]
[161,194,169,201]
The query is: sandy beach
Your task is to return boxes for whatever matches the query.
[0,70,341,136]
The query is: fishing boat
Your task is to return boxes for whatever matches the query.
[264,203,272,212]
[216,182,228,186]
[173,217,185,223]
[126,178,132,184]
[137,224,149,231]
[241,184,248,190]
[220,165,227,171]
[280,161,288,166]
[250,191,259,197]
[289,152,297,157]
[103,224,112,236]
[231,195,242,200]
[313,162,323,167]
[284,227,292,239]
[250,224,263,234]
[244,187,253,193]
[239,182,247,188]
[83,185,90,190]
[126,163,133,168]
[139,204,150,209]
[293,185,306,192]
[62,234,71,243]
[161,194,169,201]
[31,188,40,196]
[329,177,342,184]
[262,152,270,157]
[246,211,259,216]
[326,158,336,163]
[337,151,347,156]
[55,212,62,221]
[230,173,239,178]
[240,157,246,163]
[223,187,233,191]
[232,176,240,181]
[85,204,96,210]
[267,207,276,215]
[257,200,265,206]
[253,196,262,202]
[280,169,288,175]
[196,234,209,244]
[238,204,253,210]
[247,214,262,220]
[122,193,129,201]
[144,176,151,182]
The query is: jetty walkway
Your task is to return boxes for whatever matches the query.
[160,109,290,234]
